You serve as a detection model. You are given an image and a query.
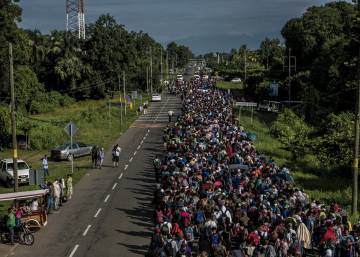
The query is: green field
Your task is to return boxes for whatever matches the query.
[216,80,244,90]
[0,94,149,214]
[238,109,352,209]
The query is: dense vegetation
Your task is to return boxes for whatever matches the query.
[205,1,360,173]
[0,0,193,149]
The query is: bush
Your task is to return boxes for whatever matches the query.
[271,108,311,159]
[29,124,64,150]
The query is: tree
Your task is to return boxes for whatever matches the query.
[271,109,311,159]
[314,112,354,167]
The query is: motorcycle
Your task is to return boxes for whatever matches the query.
[0,222,34,246]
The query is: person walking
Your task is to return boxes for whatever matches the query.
[42,155,49,177]
[112,144,121,168]
[66,174,73,200]
[6,208,16,245]
[168,110,174,123]
[143,103,148,114]
[91,145,98,168]
[98,147,105,169]
[46,181,54,214]
[53,179,61,210]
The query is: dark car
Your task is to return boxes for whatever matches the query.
[50,142,94,161]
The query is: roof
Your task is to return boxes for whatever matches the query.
[1,159,26,163]
[0,189,48,202]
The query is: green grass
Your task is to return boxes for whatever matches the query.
[216,80,244,90]
[238,109,352,209]
[0,94,150,214]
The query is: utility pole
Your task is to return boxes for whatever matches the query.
[9,42,18,192]
[288,48,292,106]
[352,0,360,214]
[118,75,123,126]
[123,71,126,116]
[244,50,247,81]
[166,50,169,81]
[150,47,153,94]
[160,47,163,86]
[108,99,111,129]
[146,66,149,94]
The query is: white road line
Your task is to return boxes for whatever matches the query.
[112,183,118,190]
[148,129,150,132]
[94,208,102,218]
[118,173,123,179]
[82,225,92,237]
[129,157,133,162]
[104,194,110,203]
[69,244,79,257]
[133,151,137,156]
[124,165,128,170]
[141,140,144,144]
[143,136,146,140]
[137,145,141,150]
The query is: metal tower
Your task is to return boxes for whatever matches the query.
[66,0,85,39]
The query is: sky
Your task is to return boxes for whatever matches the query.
[19,0,334,54]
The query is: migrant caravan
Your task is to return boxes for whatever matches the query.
[147,78,355,257]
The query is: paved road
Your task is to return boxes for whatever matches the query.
[11,92,181,257]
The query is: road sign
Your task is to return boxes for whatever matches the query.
[234,102,257,107]
[64,121,77,137]
[64,121,77,174]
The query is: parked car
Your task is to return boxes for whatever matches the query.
[50,142,94,161]
[0,159,30,187]
[151,93,162,102]
[231,78,242,83]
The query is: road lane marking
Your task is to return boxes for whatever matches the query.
[124,165,128,170]
[129,157,133,162]
[104,194,110,203]
[82,225,91,237]
[141,140,144,144]
[112,183,118,190]
[118,173,123,179]
[137,145,141,150]
[148,129,150,132]
[69,244,79,257]
[94,208,102,218]
[133,151,137,156]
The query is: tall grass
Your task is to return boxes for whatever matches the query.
[239,109,352,208]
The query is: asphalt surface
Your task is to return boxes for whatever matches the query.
[11,92,182,257]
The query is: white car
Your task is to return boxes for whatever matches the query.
[231,78,242,83]
[151,94,162,102]
[0,159,31,187]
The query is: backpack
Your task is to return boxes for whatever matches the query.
[217,208,228,224]
[164,240,175,257]
[195,210,205,224]
[156,210,164,224]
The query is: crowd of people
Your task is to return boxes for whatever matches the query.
[147,78,360,257]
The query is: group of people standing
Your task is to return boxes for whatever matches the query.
[43,175,73,214]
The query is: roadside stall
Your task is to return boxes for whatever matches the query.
[0,189,48,232]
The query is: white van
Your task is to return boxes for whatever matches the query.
[0,159,30,187]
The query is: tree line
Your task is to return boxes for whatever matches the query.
[0,0,193,148]
[203,1,360,169]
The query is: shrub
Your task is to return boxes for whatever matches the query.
[29,124,64,150]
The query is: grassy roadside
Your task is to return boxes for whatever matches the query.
[238,109,352,208]
[216,80,244,90]
[0,94,150,213]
